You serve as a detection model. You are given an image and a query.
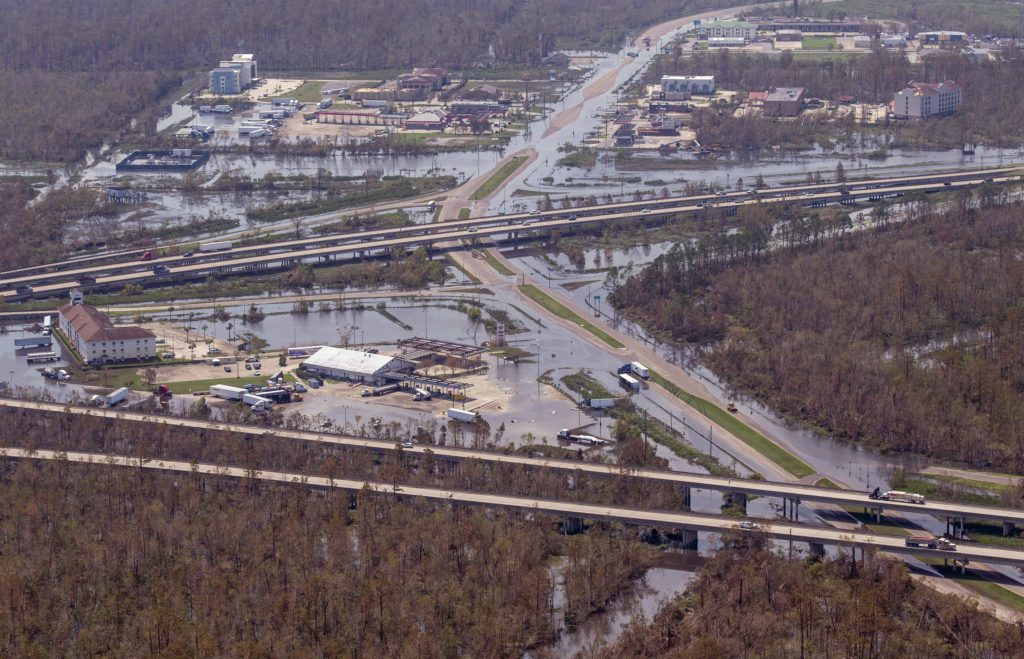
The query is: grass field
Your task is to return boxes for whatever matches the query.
[921,559,1024,612]
[649,371,816,478]
[279,80,326,103]
[801,35,837,50]
[458,208,471,220]
[792,51,860,62]
[518,284,625,349]
[470,156,527,200]
[480,249,514,276]
[161,374,295,395]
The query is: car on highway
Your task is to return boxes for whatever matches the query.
[152,265,170,275]
[182,252,193,257]
[641,208,651,214]
[15,285,33,295]
[467,227,478,232]
[400,440,415,449]
[738,521,759,530]
[530,210,541,216]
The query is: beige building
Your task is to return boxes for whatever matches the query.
[58,303,156,364]
[894,81,962,119]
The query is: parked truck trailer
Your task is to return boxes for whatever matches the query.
[210,384,246,401]
[447,408,479,423]
[199,241,232,252]
[104,387,130,407]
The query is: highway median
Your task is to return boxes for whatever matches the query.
[518,284,624,349]
[649,370,816,479]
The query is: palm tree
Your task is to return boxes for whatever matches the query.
[226,322,234,342]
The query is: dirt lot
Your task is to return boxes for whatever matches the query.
[138,321,235,358]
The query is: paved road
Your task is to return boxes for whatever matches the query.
[5,397,1024,526]
[4,446,1023,567]
[922,467,1023,488]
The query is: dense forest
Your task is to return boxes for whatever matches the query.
[611,196,1024,471]
[0,459,656,656]
[649,47,1024,147]
[0,0,734,161]
[596,538,1024,657]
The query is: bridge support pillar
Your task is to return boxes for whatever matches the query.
[1003,521,1016,537]
[808,542,826,558]
[681,485,691,510]
[348,491,358,510]
[680,528,698,551]
[563,516,584,535]
[784,497,800,520]
[726,491,747,514]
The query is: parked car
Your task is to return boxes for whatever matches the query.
[293,383,307,393]
[223,366,232,373]
[244,363,252,370]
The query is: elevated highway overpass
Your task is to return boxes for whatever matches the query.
[4,398,1022,533]
[2,446,1022,568]
[3,166,1021,300]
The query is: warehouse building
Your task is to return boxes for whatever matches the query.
[58,303,156,364]
[301,346,415,385]
[917,31,967,45]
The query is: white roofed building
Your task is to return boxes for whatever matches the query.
[302,346,415,385]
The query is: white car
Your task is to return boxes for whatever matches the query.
[739,521,759,530]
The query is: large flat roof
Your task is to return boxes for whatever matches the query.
[303,346,412,375]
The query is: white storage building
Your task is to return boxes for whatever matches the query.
[302,347,415,385]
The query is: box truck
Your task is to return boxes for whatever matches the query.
[447,408,478,423]
[583,398,616,409]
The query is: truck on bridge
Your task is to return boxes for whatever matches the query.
[870,488,926,505]
[905,534,957,551]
